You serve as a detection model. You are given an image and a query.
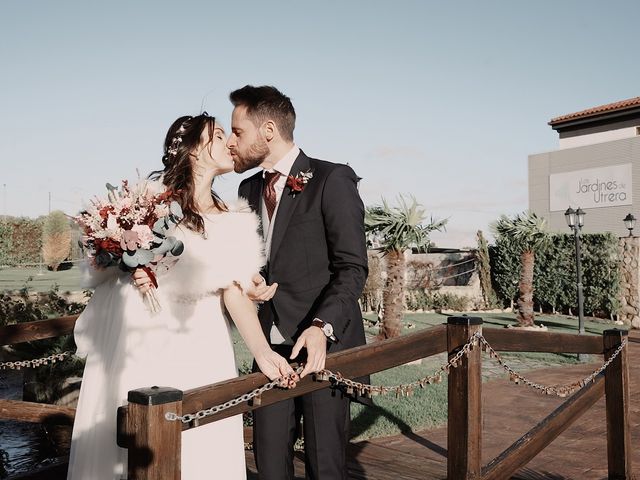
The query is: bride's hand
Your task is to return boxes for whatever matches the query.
[246,273,278,303]
[132,268,153,294]
[254,348,299,388]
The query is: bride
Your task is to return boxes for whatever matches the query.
[67,112,296,479]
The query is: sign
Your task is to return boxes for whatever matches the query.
[549,164,632,211]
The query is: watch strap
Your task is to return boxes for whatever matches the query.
[311,318,338,343]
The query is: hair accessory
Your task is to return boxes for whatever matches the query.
[163,112,213,166]
[166,116,193,159]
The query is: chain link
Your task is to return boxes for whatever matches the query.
[166,331,630,422]
[314,331,482,399]
[0,351,74,370]
[478,335,628,397]
[165,366,305,424]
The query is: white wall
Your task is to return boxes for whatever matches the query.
[559,126,639,149]
[528,136,640,236]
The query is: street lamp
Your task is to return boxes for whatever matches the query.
[564,207,586,359]
[623,213,636,237]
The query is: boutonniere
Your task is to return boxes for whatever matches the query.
[286,169,313,197]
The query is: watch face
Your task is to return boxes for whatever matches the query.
[323,323,334,336]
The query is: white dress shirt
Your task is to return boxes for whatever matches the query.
[261,145,300,344]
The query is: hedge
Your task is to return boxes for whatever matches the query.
[0,217,45,265]
[489,232,620,318]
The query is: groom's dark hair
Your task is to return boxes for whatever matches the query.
[229,85,296,142]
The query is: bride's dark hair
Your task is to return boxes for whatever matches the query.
[150,113,227,234]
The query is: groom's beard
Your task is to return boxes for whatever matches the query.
[233,138,269,173]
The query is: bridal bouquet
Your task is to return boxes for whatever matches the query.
[74,179,184,313]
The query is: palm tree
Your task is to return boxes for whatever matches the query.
[365,196,447,339]
[491,211,550,327]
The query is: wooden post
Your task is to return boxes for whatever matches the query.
[124,386,183,480]
[603,329,633,479]
[447,316,482,480]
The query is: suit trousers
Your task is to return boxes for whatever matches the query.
[253,345,351,480]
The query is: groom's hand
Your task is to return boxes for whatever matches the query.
[290,326,327,379]
[246,273,278,303]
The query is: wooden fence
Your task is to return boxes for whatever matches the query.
[0,315,633,479]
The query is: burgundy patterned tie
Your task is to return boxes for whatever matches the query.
[263,171,281,221]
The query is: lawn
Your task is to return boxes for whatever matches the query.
[0,266,83,293]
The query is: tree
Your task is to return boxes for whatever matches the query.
[491,211,550,327]
[42,210,72,271]
[360,251,385,313]
[476,230,498,309]
[365,196,447,339]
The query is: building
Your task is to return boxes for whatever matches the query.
[529,96,640,235]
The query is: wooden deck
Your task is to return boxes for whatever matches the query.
[247,330,639,479]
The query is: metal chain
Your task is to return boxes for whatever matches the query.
[165,333,483,422]
[478,335,628,397]
[165,366,305,424]
[314,331,482,398]
[0,351,74,370]
[165,331,629,423]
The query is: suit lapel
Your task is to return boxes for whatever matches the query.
[243,173,264,236]
[250,176,263,217]
[269,151,311,262]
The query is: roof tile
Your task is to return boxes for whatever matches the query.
[549,96,640,125]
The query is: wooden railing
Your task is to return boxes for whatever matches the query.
[0,315,633,479]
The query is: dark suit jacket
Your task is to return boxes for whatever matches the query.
[238,150,368,355]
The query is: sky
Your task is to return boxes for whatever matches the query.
[1,0,639,248]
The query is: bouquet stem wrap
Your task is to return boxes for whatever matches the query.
[141,265,161,314]
[144,288,162,314]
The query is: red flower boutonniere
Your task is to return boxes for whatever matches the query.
[286,169,313,197]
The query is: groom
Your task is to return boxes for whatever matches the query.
[228,85,368,480]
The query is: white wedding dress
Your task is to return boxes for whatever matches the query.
[67,201,264,480]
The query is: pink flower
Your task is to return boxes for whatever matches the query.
[154,203,169,218]
[120,230,140,251]
[132,224,154,249]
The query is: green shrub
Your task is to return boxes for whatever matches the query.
[404,290,470,312]
[476,230,499,308]
[0,216,44,265]
[431,292,470,311]
[490,232,620,317]
[0,221,13,266]
[405,289,431,311]
[3,283,86,406]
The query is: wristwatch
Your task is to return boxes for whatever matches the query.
[312,318,338,343]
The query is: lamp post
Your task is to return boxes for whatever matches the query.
[565,207,586,359]
[623,213,636,237]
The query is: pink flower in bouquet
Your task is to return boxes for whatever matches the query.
[120,230,140,251]
[154,203,170,218]
[132,224,154,249]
